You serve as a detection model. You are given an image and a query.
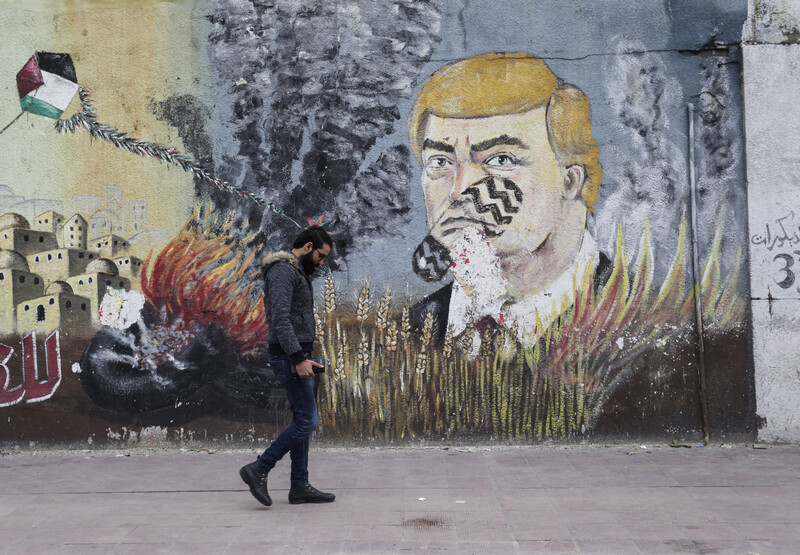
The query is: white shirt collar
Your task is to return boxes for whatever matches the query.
[447,231,600,346]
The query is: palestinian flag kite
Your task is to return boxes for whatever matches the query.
[1,51,299,225]
[17,52,78,119]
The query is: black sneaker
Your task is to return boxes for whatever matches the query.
[288,483,335,504]
[239,461,272,506]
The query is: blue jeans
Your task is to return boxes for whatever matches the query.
[258,352,318,487]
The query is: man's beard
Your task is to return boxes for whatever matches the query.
[299,252,317,275]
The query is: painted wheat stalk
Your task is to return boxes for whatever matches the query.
[376,287,391,332]
[315,215,746,441]
[356,280,370,323]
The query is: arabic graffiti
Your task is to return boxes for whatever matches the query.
[750,211,800,251]
[0,332,61,407]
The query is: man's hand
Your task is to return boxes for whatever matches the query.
[295,358,323,378]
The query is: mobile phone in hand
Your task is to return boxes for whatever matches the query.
[292,357,326,378]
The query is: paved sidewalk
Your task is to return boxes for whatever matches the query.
[1,444,799,553]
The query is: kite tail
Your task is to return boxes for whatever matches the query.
[55,87,300,228]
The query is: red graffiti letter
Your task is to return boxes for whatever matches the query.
[22,332,62,403]
[0,342,23,407]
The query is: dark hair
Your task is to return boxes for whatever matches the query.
[292,226,332,250]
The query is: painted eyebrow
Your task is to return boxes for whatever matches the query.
[422,139,455,153]
[470,134,529,152]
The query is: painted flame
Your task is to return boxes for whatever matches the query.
[140,203,268,356]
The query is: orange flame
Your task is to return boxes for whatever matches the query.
[140,214,268,355]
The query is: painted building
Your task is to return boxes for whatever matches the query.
[123,200,147,236]
[0,249,45,336]
[68,195,100,218]
[32,210,65,236]
[112,255,143,282]
[8,199,62,225]
[0,214,59,257]
[26,248,96,285]
[90,234,130,259]
[65,259,131,326]
[100,184,123,214]
[89,209,124,239]
[16,281,91,335]
[63,214,88,250]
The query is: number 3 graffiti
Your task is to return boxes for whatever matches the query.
[773,251,800,290]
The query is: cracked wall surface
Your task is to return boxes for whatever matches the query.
[745,0,800,43]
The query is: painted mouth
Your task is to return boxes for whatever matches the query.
[437,217,504,238]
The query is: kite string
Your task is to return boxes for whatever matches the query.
[55,87,301,228]
[0,111,24,136]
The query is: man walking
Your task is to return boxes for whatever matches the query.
[240,226,335,507]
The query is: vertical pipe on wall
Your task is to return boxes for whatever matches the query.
[687,103,711,445]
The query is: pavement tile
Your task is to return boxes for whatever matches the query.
[746,539,800,554]
[402,490,459,511]
[516,539,578,552]
[10,526,136,545]
[452,541,519,553]
[558,509,616,523]
[566,522,630,541]
[504,508,566,527]
[676,522,750,541]
[446,476,495,489]
[634,539,704,553]
[224,540,342,554]
[622,521,690,542]
[493,476,546,489]
[453,522,515,541]
[511,522,573,541]
[270,524,351,542]
[335,539,407,553]
[635,538,758,554]
[712,504,789,523]
[548,496,603,513]
[4,447,800,552]
[574,539,641,553]
[733,521,800,541]
[610,509,671,523]
[177,525,245,543]
[13,544,119,554]
[401,511,455,525]
[695,540,773,553]
[0,510,54,531]
[124,526,185,543]
[658,505,725,523]
[497,489,553,511]
[115,543,229,554]
[347,523,456,542]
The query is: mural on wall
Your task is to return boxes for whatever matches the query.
[0,0,754,445]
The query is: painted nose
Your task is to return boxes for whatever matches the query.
[451,160,482,202]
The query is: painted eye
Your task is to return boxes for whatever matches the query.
[486,154,516,167]
[426,156,452,169]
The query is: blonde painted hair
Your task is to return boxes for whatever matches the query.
[409,52,603,210]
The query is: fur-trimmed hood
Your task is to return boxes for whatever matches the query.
[260,250,300,271]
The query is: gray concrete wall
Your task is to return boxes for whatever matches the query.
[744,0,800,441]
